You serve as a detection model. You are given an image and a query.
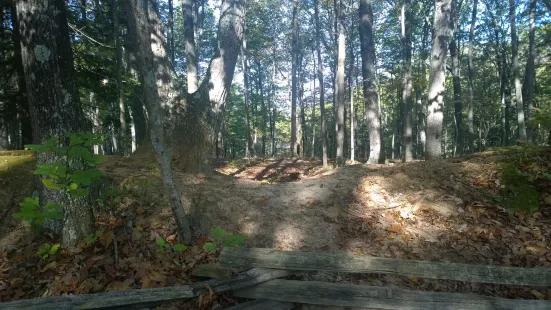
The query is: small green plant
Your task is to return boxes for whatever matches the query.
[203,226,245,252]
[84,230,104,245]
[37,243,60,260]
[13,132,104,227]
[155,237,188,253]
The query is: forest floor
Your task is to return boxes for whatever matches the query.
[1,147,551,308]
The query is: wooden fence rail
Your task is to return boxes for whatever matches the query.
[219,247,551,286]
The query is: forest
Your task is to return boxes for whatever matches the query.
[1,0,551,308]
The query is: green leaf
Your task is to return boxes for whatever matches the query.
[210,227,226,241]
[49,244,60,255]
[544,173,551,181]
[155,237,167,246]
[68,188,88,198]
[42,178,64,190]
[203,242,217,252]
[223,234,245,247]
[173,244,187,252]
[70,169,103,186]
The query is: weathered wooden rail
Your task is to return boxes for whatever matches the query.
[2,247,551,309]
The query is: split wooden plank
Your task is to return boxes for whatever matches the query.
[234,279,551,310]
[0,268,291,310]
[192,264,236,279]
[219,247,551,286]
[227,299,295,310]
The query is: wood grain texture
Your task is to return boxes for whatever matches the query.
[227,299,295,310]
[220,247,551,286]
[234,279,551,310]
[0,268,290,309]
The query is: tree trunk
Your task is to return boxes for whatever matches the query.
[112,0,127,155]
[16,0,95,247]
[314,0,328,167]
[183,0,197,94]
[312,50,317,158]
[466,0,477,152]
[290,0,299,157]
[450,0,463,156]
[359,0,382,164]
[126,0,244,242]
[256,60,268,157]
[271,43,277,157]
[425,0,452,160]
[401,0,413,162]
[349,41,355,163]
[335,0,346,166]
[509,0,527,141]
[168,0,174,63]
[241,31,255,158]
[523,0,536,142]
[416,13,430,158]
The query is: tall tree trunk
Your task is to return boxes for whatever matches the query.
[523,0,536,142]
[359,0,382,164]
[450,0,463,156]
[126,0,244,242]
[416,13,430,158]
[314,0,328,167]
[271,42,277,157]
[168,0,174,63]
[425,0,452,160]
[290,0,299,157]
[256,60,267,156]
[10,3,32,147]
[312,50,317,158]
[335,0,346,166]
[401,0,413,162]
[17,0,94,247]
[466,0,477,152]
[183,0,197,94]
[349,40,355,163]
[113,0,127,155]
[299,54,306,157]
[509,0,527,141]
[241,31,255,158]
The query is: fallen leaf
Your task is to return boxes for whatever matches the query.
[99,230,114,248]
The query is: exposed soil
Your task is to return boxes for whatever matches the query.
[1,149,551,308]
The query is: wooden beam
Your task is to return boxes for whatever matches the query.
[219,248,551,286]
[0,268,291,309]
[227,299,295,310]
[234,279,551,310]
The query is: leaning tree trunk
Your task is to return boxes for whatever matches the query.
[314,0,328,167]
[401,0,413,162]
[359,0,383,164]
[125,0,244,243]
[509,0,527,141]
[16,0,94,247]
[335,0,346,166]
[425,0,452,160]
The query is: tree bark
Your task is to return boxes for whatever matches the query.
[335,0,346,166]
[168,0,174,64]
[112,0,127,155]
[401,0,413,162]
[509,0,527,141]
[16,0,94,247]
[359,0,382,164]
[466,0,477,152]
[523,0,536,142]
[425,0,452,160]
[183,0,198,94]
[241,31,255,158]
[450,0,463,156]
[291,0,299,157]
[256,60,268,156]
[314,0,328,167]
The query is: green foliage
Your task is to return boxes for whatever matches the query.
[84,230,104,246]
[529,107,551,131]
[37,243,60,260]
[499,148,550,213]
[203,226,245,252]
[13,132,104,230]
[155,237,188,254]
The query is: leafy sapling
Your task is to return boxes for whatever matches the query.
[203,226,245,252]
[37,243,60,260]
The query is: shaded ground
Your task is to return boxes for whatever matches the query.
[1,148,551,307]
